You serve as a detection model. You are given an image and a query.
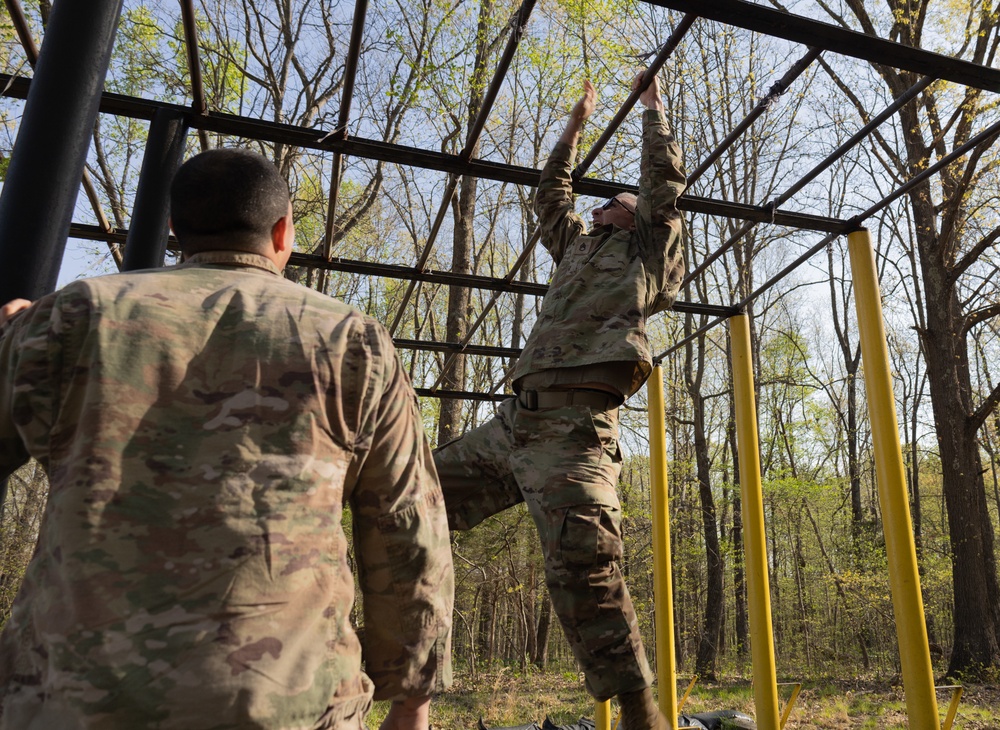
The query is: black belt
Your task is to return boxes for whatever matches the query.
[517,388,623,412]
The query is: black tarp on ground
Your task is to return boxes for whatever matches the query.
[477,718,594,730]
[679,709,757,729]
[478,710,755,730]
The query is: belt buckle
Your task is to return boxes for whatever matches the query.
[520,390,538,410]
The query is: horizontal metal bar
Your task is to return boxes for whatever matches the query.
[460,0,537,160]
[688,45,822,185]
[676,194,847,233]
[414,387,510,402]
[683,75,933,288]
[659,230,842,359]
[655,313,728,360]
[0,74,851,233]
[394,338,520,359]
[574,13,696,179]
[66,224,731,316]
[288,251,737,315]
[645,0,1000,93]
[288,249,548,295]
[854,116,1000,223]
[673,301,740,317]
[658,118,1000,360]
[68,223,129,245]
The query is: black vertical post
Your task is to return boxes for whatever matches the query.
[122,110,189,271]
[0,0,124,301]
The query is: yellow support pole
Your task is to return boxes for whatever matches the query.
[729,313,781,730]
[677,675,698,714]
[939,685,963,730]
[648,364,678,729]
[595,699,611,730]
[777,682,802,729]
[847,229,939,729]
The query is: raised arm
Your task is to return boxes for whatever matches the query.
[636,72,664,114]
[559,79,596,147]
[0,295,61,481]
[633,72,687,314]
[533,80,596,264]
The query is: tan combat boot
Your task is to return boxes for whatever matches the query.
[617,687,668,730]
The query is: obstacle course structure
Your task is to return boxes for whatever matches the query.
[0,1,996,728]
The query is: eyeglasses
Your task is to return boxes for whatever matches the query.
[599,197,635,214]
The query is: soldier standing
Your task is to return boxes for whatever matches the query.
[434,72,686,730]
[0,149,453,730]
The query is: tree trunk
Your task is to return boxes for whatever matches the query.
[909,380,923,559]
[834,0,1000,682]
[903,99,1000,675]
[436,170,476,446]
[847,371,862,528]
[794,526,811,669]
[534,595,551,669]
[437,0,493,444]
[729,400,749,661]
[920,281,1000,676]
[686,338,724,680]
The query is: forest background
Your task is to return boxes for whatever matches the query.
[1,0,1000,726]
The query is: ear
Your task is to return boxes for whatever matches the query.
[169,217,186,261]
[169,218,194,263]
[269,203,295,267]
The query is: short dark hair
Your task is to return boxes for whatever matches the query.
[170,148,290,254]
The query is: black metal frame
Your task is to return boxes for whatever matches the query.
[0,1,997,401]
[0,0,124,299]
[122,109,189,271]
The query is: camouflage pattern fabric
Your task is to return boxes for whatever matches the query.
[435,397,653,700]
[512,109,687,396]
[0,250,453,729]
[437,109,685,702]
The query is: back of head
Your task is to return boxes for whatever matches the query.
[170,148,290,255]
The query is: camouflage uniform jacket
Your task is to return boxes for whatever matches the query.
[0,251,453,729]
[512,109,686,396]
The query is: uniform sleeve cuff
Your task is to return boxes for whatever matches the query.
[551,140,576,161]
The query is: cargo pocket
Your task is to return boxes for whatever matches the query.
[558,504,623,567]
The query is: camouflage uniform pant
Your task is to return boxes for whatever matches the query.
[434,397,654,700]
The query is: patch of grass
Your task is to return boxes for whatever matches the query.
[363,671,1000,730]
[368,668,595,730]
